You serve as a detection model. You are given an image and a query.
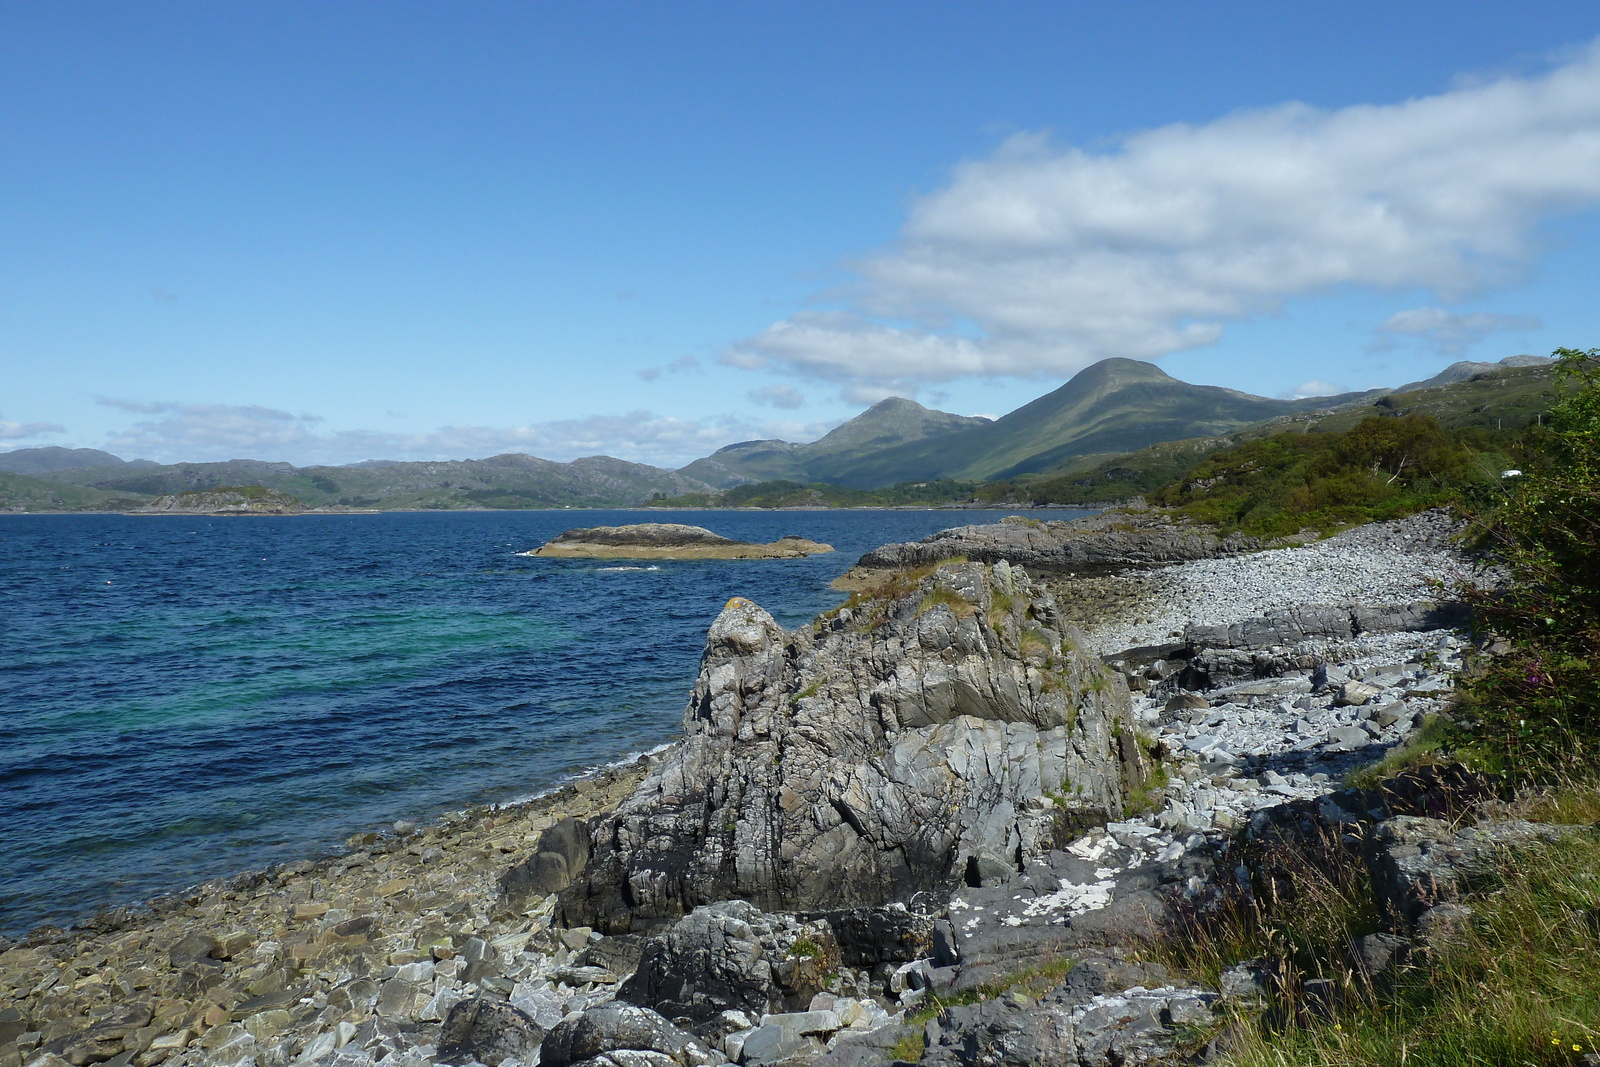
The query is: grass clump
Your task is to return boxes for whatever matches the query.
[888,1030,925,1061]
[825,561,949,628]
[1344,714,1463,790]
[788,936,821,959]
[1211,824,1600,1066]
[917,584,978,619]
[1123,733,1171,816]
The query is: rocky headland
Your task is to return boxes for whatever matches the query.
[527,525,833,560]
[6,506,1562,1067]
[135,488,314,516]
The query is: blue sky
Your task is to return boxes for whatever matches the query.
[3,1,1599,467]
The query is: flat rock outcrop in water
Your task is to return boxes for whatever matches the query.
[528,522,833,559]
[533,559,1140,934]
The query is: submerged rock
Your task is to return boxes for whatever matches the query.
[526,523,833,559]
[549,559,1140,933]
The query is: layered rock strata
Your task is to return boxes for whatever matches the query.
[538,560,1140,934]
[836,509,1234,586]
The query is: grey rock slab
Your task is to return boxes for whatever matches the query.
[558,564,1136,932]
[541,1005,714,1067]
[436,999,545,1067]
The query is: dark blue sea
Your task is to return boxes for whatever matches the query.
[0,508,1086,936]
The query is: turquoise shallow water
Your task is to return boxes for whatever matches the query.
[0,507,1086,936]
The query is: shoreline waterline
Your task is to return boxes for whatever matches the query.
[1,508,1095,938]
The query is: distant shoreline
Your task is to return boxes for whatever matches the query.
[0,502,1109,517]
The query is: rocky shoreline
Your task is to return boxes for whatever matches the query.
[3,506,1544,1067]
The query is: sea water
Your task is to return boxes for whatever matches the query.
[0,508,1087,935]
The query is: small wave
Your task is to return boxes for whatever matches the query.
[596,565,661,572]
[498,740,678,808]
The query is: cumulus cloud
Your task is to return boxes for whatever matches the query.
[728,40,1600,392]
[1278,380,1346,400]
[94,397,796,467]
[99,399,324,457]
[748,384,805,409]
[1373,306,1541,355]
[0,415,66,441]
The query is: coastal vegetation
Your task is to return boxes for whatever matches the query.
[1160,349,1600,1066]
[1148,413,1505,537]
[1458,348,1600,775]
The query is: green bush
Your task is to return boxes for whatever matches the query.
[1150,414,1496,537]
[1460,348,1600,774]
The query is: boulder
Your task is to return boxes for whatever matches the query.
[436,998,545,1067]
[502,816,592,905]
[1365,817,1575,927]
[539,1004,714,1067]
[922,985,1216,1067]
[618,900,839,1022]
[556,561,1135,932]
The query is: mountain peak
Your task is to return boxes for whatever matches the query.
[802,397,989,460]
[1068,358,1177,387]
[862,396,928,414]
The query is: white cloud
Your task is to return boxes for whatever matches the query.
[728,40,1600,392]
[1279,380,1346,399]
[748,384,805,409]
[0,415,66,440]
[1373,306,1541,355]
[753,417,843,443]
[99,399,324,457]
[95,397,783,468]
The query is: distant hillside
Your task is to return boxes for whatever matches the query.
[1396,353,1553,393]
[998,358,1562,505]
[35,452,714,510]
[680,440,811,488]
[0,471,149,512]
[813,358,1361,488]
[679,398,989,488]
[0,446,138,474]
[138,486,312,515]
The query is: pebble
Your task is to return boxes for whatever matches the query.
[0,760,656,1067]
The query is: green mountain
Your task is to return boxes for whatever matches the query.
[811,358,1356,488]
[32,453,714,510]
[679,397,990,489]
[0,471,149,512]
[1001,358,1563,506]
[1395,353,1553,393]
[679,440,811,488]
[0,446,143,474]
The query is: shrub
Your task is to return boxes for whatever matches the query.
[1459,348,1600,774]
[1150,414,1496,537]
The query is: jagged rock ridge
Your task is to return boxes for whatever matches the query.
[534,559,1142,934]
